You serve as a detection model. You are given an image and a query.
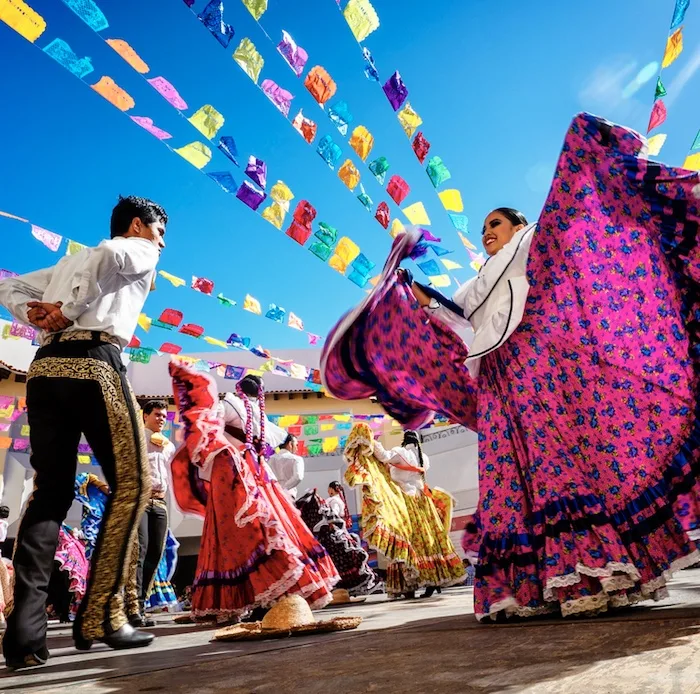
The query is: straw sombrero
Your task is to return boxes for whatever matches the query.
[212,595,362,641]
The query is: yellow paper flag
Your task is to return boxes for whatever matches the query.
[233,38,265,83]
[261,202,286,229]
[662,28,683,68]
[389,219,405,239]
[246,369,263,377]
[321,423,335,432]
[242,0,267,20]
[0,0,46,42]
[203,336,228,348]
[91,76,135,111]
[174,142,212,169]
[438,189,464,212]
[158,270,186,287]
[329,237,360,274]
[78,454,91,465]
[402,202,431,225]
[458,231,477,251]
[278,415,300,428]
[243,294,262,315]
[270,180,294,212]
[440,258,463,270]
[188,104,225,139]
[397,103,422,138]
[333,414,351,422]
[21,424,30,436]
[106,39,149,73]
[66,239,86,256]
[683,152,700,171]
[322,436,339,453]
[338,159,361,191]
[369,275,380,287]
[428,274,451,288]
[646,134,667,157]
[137,313,152,332]
[343,0,379,42]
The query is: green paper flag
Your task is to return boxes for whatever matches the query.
[691,129,700,152]
[654,77,667,100]
[217,293,236,308]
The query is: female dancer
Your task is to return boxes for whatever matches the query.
[296,488,378,597]
[169,364,339,622]
[344,423,464,597]
[326,481,352,528]
[323,113,700,620]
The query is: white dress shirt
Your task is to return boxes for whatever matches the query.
[0,236,159,349]
[326,494,346,519]
[386,444,429,496]
[267,449,305,498]
[426,223,536,376]
[145,428,176,497]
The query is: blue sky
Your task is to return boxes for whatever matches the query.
[1,0,699,359]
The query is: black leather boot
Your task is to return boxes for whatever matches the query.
[75,623,154,651]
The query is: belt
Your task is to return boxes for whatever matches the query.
[40,330,121,348]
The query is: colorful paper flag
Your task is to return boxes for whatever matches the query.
[91,76,134,111]
[217,293,236,307]
[440,258,463,270]
[31,225,62,251]
[438,189,464,212]
[188,104,225,139]
[647,99,667,132]
[147,76,188,109]
[402,202,431,225]
[204,336,228,348]
[174,142,212,169]
[646,133,667,156]
[243,294,262,315]
[66,239,86,256]
[159,270,186,287]
[192,276,215,295]
[106,38,149,73]
[288,312,304,330]
[137,313,152,332]
[662,28,683,68]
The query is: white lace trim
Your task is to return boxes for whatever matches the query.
[478,549,700,621]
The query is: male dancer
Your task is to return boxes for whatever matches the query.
[126,399,175,627]
[0,195,167,669]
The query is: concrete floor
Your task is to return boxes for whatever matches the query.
[6,570,700,693]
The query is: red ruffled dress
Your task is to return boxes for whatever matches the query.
[169,362,339,618]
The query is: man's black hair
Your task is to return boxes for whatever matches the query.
[110,195,168,238]
[143,400,168,415]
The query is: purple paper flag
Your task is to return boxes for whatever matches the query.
[148,76,188,110]
[244,156,267,188]
[31,225,62,251]
[420,228,442,243]
[130,116,172,140]
[277,30,308,77]
[383,71,408,111]
[261,79,294,117]
[236,181,267,210]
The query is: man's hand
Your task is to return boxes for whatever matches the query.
[26,301,73,332]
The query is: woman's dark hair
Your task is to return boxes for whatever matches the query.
[328,482,352,527]
[239,374,262,397]
[281,433,296,449]
[402,430,425,468]
[0,506,9,520]
[110,195,168,238]
[143,399,168,415]
[483,207,528,235]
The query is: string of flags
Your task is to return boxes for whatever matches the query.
[0,391,456,459]
[333,0,486,275]
[179,0,465,287]
[645,0,698,168]
[0,0,378,290]
[0,210,323,346]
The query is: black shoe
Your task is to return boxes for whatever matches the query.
[142,615,155,628]
[128,613,145,628]
[102,624,154,650]
[421,586,441,598]
[5,646,49,671]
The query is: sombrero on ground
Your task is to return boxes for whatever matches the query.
[213,595,361,641]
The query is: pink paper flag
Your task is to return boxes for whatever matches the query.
[31,225,62,251]
[147,76,188,110]
[307,333,321,345]
[288,312,304,330]
[647,99,667,132]
[130,116,172,140]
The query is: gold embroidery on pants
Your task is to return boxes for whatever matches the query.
[27,357,151,639]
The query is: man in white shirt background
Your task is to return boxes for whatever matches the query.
[126,400,175,628]
[0,195,167,668]
[268,434,305,499]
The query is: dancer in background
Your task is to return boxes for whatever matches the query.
[268,434,305,499]
[0,506,11,630]
[144,530,180,613]
[297,489,378,598]
[50,524,89,623]
[0,195,166,667]
[326,481,352,529]
[126,400,176,628]
[170,364,339,624]
[323,113,700,621]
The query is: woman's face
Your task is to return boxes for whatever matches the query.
[482,211,524,257]
[328,486,336,497]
